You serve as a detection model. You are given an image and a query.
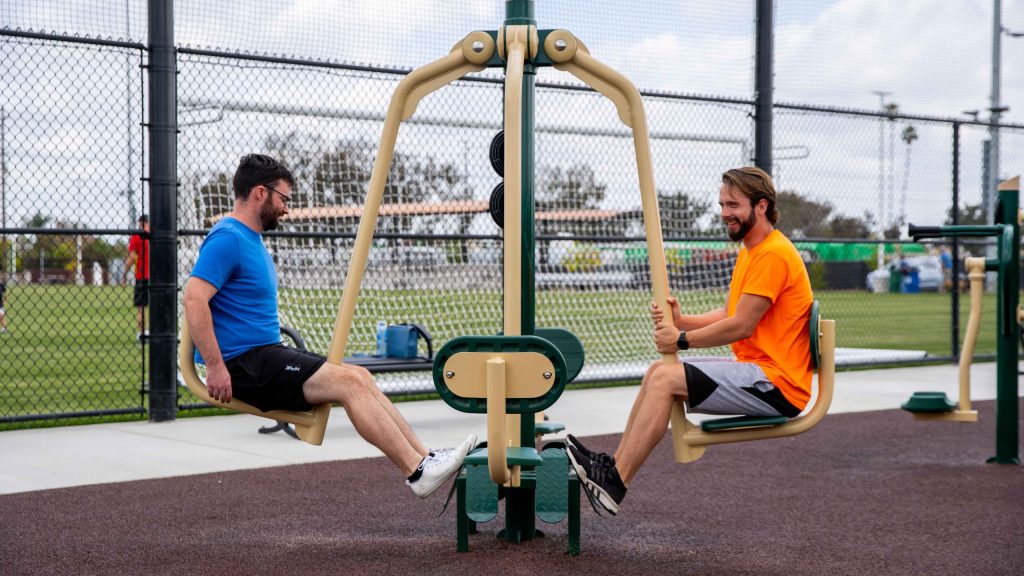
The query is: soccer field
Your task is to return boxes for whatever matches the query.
[0,284,999,426]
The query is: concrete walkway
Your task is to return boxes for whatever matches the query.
[0,361,1016,494]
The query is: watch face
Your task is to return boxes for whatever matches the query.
[677,331,688,350]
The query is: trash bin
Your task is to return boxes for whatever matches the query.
[888,264,902,293]
[902,268,921,293]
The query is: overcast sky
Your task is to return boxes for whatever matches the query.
[2,0,1023,231]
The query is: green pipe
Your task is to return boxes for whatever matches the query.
[990,186,1019,464]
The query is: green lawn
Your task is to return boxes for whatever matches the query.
[0,284,1001,428]
[0,285,144,425]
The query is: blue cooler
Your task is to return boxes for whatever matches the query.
[902,268,921,293]
[386,323,433,359]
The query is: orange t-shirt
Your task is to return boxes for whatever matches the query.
[727,229,814,409]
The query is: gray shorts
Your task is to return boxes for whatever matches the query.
[682,357,800,418]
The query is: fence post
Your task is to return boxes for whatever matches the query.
[951,121,960,361]
[754,0,773,173]
[147,0,178,422]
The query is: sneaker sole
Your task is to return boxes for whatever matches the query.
[566,434,605,463]
[566,447,620,516]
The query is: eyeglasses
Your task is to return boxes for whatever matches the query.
[262,184,292,206]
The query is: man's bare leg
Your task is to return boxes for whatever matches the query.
[303,363,423,475]
[349,364,430,455]
[614,362,688,485]
[617,362,661,454]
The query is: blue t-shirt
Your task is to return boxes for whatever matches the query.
[190,217,280,363]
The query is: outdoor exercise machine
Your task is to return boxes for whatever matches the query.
[178,0,837,553]
[668,301,837,463]
[352,0,698,553]
[905,175,1020,465]
[899,257,984,423]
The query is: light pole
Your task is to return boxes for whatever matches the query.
[987,0,1003,226]
[872,90,891,271]
[987,1,1024,223]
[984,0,1022,291]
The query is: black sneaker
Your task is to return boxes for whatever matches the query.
[566,434,615,466]
[567,445,627,516]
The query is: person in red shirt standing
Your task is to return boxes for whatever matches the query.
[123,214,150,339]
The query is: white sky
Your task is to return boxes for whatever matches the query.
[1,0,1023,231]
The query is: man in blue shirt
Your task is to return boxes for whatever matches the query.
[183,154,473,498]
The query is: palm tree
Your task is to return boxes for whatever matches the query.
[899,124,918,231]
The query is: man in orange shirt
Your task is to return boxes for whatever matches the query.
[567,167,814,516]
[123,214,150,339]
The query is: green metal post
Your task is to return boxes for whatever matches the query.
[504,0,539,543]
[989,184,1019,464]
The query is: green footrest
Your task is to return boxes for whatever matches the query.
[536,447,569,523]
[535,421,565,435]
[901,391,956,413]
[464,446,545,467]
[700,415,789,432]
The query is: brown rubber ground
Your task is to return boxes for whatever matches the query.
[2,399,1022,575]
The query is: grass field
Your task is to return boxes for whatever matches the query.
[0,284,1001,428]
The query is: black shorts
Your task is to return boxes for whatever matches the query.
[225,344,327,412]
[133,280,150,307]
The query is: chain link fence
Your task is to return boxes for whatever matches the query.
[0,31,146,426]
[3,1,1023,425]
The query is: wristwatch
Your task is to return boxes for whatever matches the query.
[676,330,690,351]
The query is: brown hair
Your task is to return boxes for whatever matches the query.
[721,167,779,224]
[233,154,295,200]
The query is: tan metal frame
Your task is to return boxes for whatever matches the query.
[178,322,332,444]
[911,257,984,422]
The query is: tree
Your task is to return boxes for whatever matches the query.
[312,139,374,207]
[191,136,474,237]
[945,202,987,226]
[535,164,615,237]
[774,190,873,239]
[775,190,833,239]
[829,215,872,238]
[656,190,714,238]
[536,164,606,212]
[898,124,918,228]
[194,172,231,223]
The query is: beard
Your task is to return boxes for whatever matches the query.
[260,196,281,231]
[724,209,757,241]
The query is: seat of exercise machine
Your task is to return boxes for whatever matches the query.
[535,421,566,435]
[344,354,433,373]
[696,300,820,434]
[700,414,789,432]
[465,446,545,467]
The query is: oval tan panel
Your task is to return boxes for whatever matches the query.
[442,352,556,399]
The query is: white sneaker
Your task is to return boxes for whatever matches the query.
[407,433,476,498]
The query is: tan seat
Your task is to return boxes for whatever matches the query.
[669,301,836,463]
[178,320,331,445]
